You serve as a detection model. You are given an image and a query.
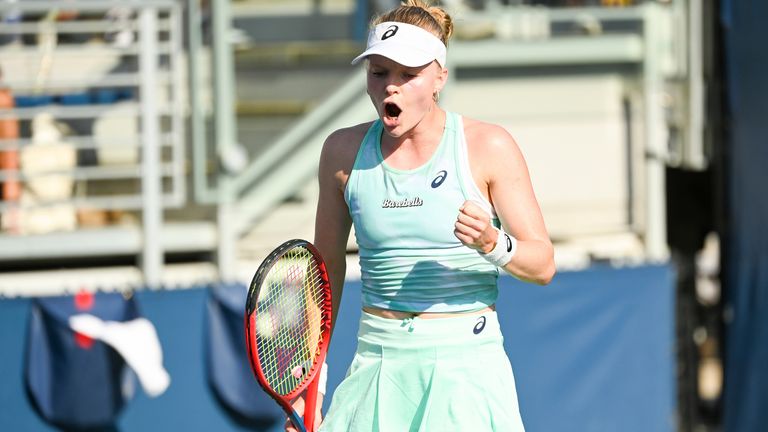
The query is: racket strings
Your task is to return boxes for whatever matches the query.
[255,247,328,396]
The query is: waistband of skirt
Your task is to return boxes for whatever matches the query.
[357,309,502,348]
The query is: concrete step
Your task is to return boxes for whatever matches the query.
[238,181,318,261]
[237,179,357,261]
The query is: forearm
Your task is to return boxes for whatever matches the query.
[313,206,351,336]
[326,257,346,333]
[500,237,555,285]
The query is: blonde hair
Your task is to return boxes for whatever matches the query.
[373,0,454,47]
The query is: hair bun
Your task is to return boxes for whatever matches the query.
[399,0,454,45]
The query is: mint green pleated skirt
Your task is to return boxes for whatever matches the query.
[319,311,525,431]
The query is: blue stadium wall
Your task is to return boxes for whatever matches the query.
[721,1,768,431]
[0,265,674,431]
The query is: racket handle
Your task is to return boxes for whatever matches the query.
[304,374,320,431]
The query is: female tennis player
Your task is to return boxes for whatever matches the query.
[290,1,555,430]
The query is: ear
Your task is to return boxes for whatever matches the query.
[434,65,449,94]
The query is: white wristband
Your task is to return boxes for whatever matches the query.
[318,362,328,395]
[480,227,517,267]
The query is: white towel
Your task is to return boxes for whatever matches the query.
[69,314,171,397]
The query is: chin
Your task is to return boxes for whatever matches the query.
[381,120,411,138]
[381,126,404,139]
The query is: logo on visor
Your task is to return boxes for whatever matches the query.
[382,25,399,40]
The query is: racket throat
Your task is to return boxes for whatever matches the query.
[304,376,321,431]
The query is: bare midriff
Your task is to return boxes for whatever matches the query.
[362,304,495,320]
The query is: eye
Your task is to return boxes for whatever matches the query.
[369,69,386,77]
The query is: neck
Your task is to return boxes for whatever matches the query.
[380,107,446,169]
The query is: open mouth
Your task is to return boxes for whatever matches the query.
[384,102,402,118]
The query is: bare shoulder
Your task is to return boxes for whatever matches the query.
[322,121,373,163]
[461,116,524,164]
[319,121,375,188]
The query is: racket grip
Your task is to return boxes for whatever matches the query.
[304,374,320,431]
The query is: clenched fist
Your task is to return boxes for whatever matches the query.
[453,200,498,254]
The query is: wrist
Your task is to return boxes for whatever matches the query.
[481,229,497,254]
[479,227,517,267]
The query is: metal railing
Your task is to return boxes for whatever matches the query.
[0,0,187,285]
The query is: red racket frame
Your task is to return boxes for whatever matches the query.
[244,239,332,432]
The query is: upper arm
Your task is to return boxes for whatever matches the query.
[466,120,555,284]
[486,127,550,245]
[466,122,548,242]
[313,124,367,317]
[313,128,356,265]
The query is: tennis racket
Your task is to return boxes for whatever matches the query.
[244,239,332,432]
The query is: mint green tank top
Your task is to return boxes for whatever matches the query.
[344,112,500,313]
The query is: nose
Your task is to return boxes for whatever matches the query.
[385,83,399,95]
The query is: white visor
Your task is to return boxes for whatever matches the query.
[351,21,447,68]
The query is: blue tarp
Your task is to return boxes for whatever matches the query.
[0,264,674,431]
[206,282,284,424]
[26,293,140,429]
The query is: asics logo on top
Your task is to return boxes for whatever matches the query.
[431,170,448,188]
[382,25,399,40]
